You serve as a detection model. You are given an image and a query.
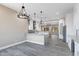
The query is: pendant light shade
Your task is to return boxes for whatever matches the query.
[40,10,43,24]
[40,20,42,24]
[17,4,28,19]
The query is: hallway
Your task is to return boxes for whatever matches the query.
[0,35,71,56]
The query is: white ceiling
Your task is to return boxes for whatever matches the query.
[1,3,74,21]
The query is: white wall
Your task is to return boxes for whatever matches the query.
[29,20,33,30]
[65,4,79,54]
[70,4,79,36]
[59,19,64,40]
[65,11,74,43]
[0,5,28,48]
[72,4,79,55]
[36,21,41,31]
[65,11,74,51]
[73,4,79,35]
[29,18,41,31]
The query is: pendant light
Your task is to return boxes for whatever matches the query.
[28,15,30,24]
[17,3,29,19]
[40,10,43,24]
[34,12,36,18]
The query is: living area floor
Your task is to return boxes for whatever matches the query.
[0,35,71,56]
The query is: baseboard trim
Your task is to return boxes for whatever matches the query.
[26,40,44,45]
[0,40,27,51]
[0,40,44,51]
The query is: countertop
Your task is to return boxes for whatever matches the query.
[28,32,49,36]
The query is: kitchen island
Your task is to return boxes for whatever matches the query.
[26,32,49,45]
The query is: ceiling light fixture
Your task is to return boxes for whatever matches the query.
[17,3,29,19]
[40,10,43,24]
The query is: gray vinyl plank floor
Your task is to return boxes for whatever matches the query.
[0,36,72,56]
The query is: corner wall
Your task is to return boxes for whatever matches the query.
[65,11,74,42]
[0,5,28,48]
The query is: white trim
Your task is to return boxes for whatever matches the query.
[0,40,44,51]
[0,40,27,51]
[26,40,44,45]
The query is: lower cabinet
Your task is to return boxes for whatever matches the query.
[71,40,75,56]
[74,42,79,56]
